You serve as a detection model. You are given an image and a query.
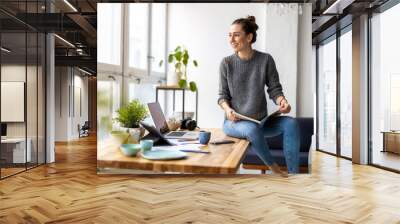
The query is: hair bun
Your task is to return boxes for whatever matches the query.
[247,16,258,31]
[232,16,258,44]
[247,15,256,23]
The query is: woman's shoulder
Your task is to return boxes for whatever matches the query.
[220,54,236,65]
[223,54,237,62]
[254,50,272,60]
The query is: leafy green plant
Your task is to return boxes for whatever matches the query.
[159,46,198,91]
[115,99,148,128]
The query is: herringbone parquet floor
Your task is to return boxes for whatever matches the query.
[1,135,400,223]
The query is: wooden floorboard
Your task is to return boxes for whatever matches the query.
[372,151,400,171]
[1,135,400,223]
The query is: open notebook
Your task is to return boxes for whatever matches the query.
[233,110,282,126]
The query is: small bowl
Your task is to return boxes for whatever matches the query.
[120,144,141,156]
[110,131,129,145]
[140,140,154,153]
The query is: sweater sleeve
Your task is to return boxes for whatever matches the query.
[265,54,284,105]
[217,59,232,106]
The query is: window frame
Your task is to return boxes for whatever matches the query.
[97,3,124,72]
[315,24,353,161]
[368,0,400,173]
[124,3,167,80]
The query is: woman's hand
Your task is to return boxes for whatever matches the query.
[225,108,240,122]
[278,97,291,114]
[220,101,240,122]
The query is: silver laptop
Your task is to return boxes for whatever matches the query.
[147,102,199,140]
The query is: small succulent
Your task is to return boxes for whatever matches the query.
[115,99,148,128]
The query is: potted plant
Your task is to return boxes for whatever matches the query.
[114,99,148,143]
[159,46,198,91]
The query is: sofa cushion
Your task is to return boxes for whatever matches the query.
[242,148,309,166]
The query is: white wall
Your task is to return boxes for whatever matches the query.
[55,67,89,141]
[167,3,266,128]
[72,74,89,137]
[167,3,312,128]
[55,67,69,141]
[265,4,299,116]
[296,4,313,118]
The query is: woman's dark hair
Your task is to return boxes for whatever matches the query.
[232,16,259,43]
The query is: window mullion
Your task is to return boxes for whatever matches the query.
[148,4,152,77]
[336,30,341,157]
[122,3,129,106]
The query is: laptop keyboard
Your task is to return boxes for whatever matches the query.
[166,131,186,137]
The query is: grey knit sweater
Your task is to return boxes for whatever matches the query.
[218,50,284,120]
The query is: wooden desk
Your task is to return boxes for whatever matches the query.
[1,138,32,164]
[97,129,249,174]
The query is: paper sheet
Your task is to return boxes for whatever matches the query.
[153,144,202,151]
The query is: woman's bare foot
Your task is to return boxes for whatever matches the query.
[269,163,289,177]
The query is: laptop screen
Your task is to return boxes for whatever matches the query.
[147,102,170,134]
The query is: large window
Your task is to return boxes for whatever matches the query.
[150,4,166,74]
[97,3,167,142]
[97,74,121,141]
[128,3,166,76]
[318,37,337,155]
[340,29,352,158]
[129,3,149,71]
[370,3,400,171]
[98,3,122,66]
[317,27,353,159]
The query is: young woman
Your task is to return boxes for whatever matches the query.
[218,16,300,176]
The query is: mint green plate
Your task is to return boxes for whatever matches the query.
[142,150,187,160]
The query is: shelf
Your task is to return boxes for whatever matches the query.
[155,85,198,122]
[156,85,191,91]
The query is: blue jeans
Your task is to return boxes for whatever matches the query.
[223,116,300,173]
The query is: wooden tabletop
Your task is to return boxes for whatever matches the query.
[97,129,249,174]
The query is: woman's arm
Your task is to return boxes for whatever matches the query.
[265,54,291,114]
[217,59,231,105]
[218,59,238,121]
[265,54,284,104]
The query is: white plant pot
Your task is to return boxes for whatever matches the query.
[167,71,179,86]
[124,127,145,144]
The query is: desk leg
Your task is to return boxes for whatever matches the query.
[182,90,185,120]
[156,89,159,102]
[173,90,175,112]
[195,90,198,122]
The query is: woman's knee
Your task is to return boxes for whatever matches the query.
[242,123,262,141]
[281,116,299,132]
[223,120,263,141]
[223,120,240,138]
